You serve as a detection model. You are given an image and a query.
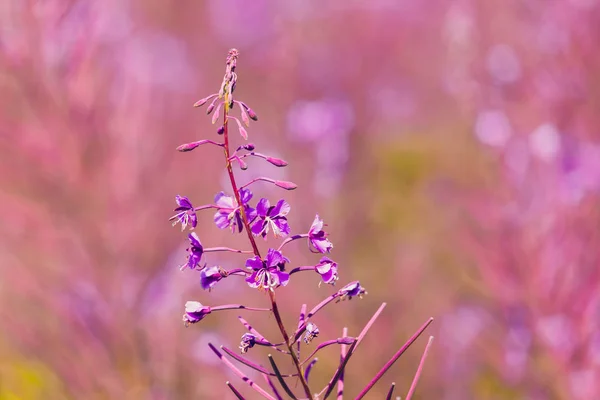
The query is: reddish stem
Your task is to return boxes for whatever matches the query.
[221,100,312,399]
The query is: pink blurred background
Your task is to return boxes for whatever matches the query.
[2,1,600,399]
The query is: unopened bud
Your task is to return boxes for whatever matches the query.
[266,157,288,167]
[247,108,258,121]
[177,142,200,152]
[275,180,297,190]
[206,103,215,115]
[193,95,215,108]
[238,125,248,140]
[217,126,225,135]
[243,143,255,151]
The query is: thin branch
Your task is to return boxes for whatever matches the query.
[304,358,318,382]
[354,318,434,400]
[221,346,297,378]
[208,343,275,400]
[300,337,354,366]
[322,340,357,399]
[262,374,283,400]
[337,327,349,400]
[405,336,434,400]
[350,303,387,355]
[204,247,254,254]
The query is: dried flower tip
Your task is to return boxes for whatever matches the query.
[239,333,257,353]
[238,158,248,170]
[206,103,215,115]
[275,180,298,190]
[217,126,225,135]
[183,301,211,326]
[266,157,288,167]
[303,322,320,344]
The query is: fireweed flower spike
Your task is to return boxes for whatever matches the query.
[245,248,290,291]
[172,49,433,399]
[251,198,291,238]
[170,195,197,230]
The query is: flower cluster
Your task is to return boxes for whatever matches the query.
[169,49,433,399]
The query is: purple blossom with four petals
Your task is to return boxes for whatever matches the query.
[315,257,339,285]
[200,265,226,291]
[180,232,204,270]
[183,301,211,326]
[245,248,290,290]
[251,198,291,238]
[214,188,257,233]
[308,214,333,253]
[171,195,197,231]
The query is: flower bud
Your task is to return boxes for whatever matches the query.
[275,180,298,190]
[217,126,225,135]
[243,143,255,151]
[266,157,288,167]
[247,108,258,121]
[193,95,215,108]
[177,142,200,152]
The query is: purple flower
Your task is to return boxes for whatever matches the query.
[303,322,319,344]
[308,215,333,253]
[180,233,203,270]
[170,195,197,231]
[245,248,290,291]
[251,198,291,238]
[213,188,257,233]
[338,281,367,301]
[183,301,211,326]
[315,257,338,285]
[239,333,257,353]
[200,265,226,291]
